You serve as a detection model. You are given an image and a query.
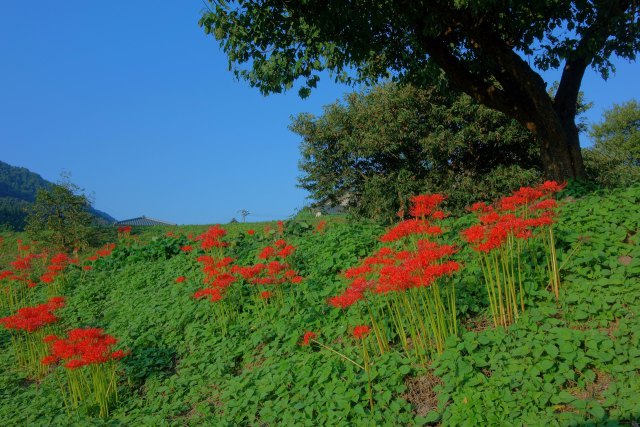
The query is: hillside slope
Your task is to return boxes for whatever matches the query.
[0,160,116,229]
[0,185,638,425]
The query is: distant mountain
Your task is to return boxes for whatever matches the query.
[0,160,116,230]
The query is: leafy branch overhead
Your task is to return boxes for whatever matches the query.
[200,1,640,180]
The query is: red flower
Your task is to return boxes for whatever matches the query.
[181,245,193,253]
[0,297,65,332]
[537,180,566,195]
[352,325,371,339]
[195,225,228,251]
[409,194,446,218]
[0,270,14,280]
[83,265,92,271]
[301,331,316,346]
[260,290,272,300]
[175,276,186,283]
[43,327,125,369]
[380,219,442,242]
[247,229,255,236]
[193,287,224,302]
[258,246,276,260]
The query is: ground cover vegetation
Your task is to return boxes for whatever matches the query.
[0,182,638,425]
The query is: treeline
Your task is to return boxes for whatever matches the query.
[293,83,639,222]
[0,161,115,230]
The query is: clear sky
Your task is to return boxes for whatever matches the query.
[1,2,638,224]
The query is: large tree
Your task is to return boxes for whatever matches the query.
[200,1,639,180]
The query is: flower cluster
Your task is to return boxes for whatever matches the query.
[117,226,132,239]
[96,243,116,258]
[233,240,302,286]
[193,255,237,302]
[300,331,317,346]
[0,297,65,332]
[329,193,458,361]
[42,328,126,417]
[461,181,565,327]
[11,253,37,271]
[195,225,228,251]
[352,325,371,340]
[42,328,126,369]
[40,252,73,284]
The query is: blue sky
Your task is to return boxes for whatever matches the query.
[1,2,638,224]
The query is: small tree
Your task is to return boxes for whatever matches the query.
[25,179,96,251]
[293,82,541,222]
[583,100,640,186]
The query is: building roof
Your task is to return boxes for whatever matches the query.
[114,215,176,226]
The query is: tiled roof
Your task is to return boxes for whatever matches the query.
[114,216,176,226]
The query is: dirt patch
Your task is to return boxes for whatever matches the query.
[463,314,492,333]
[599,318,620,340]
[402,371,443,417]
[243,342,267,372]
[622,230,637,245]
[576,370,612,403]
[618,255,633,266]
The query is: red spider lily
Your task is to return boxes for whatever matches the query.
[193,287,224,302]
[380,219,442,242]
[175,276,186,283]
[409,194,446,218]
[277,220,284,234]
[43,328,125,369]
[258,246,276,260]
[278,245,296,258]
[83,265,92,271]
[260,290,272,300]
[0,297,65,332]
[247,229,255,236]
[196,225,228,251]
[530,199,558,212]
[11,254,36,271]
[537,180,566,195]
[469,201,493,213]
[352,325,371,339]
[315,220,327,233]
[95,243,116,258]
[0,270,14,280]
[300,331,316,346]
[40,252,73,284]
[180,245,193,253]
[328,280,369,308]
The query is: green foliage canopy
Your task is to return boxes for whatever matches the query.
[200,1,638,179]
[25,181,97,251]
[292,83,541,222]
[584,99,640,186]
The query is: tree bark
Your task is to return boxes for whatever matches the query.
[410,0,631,181]
[423,37,586,181]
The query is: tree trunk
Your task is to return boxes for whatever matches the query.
[535,113,586,181]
